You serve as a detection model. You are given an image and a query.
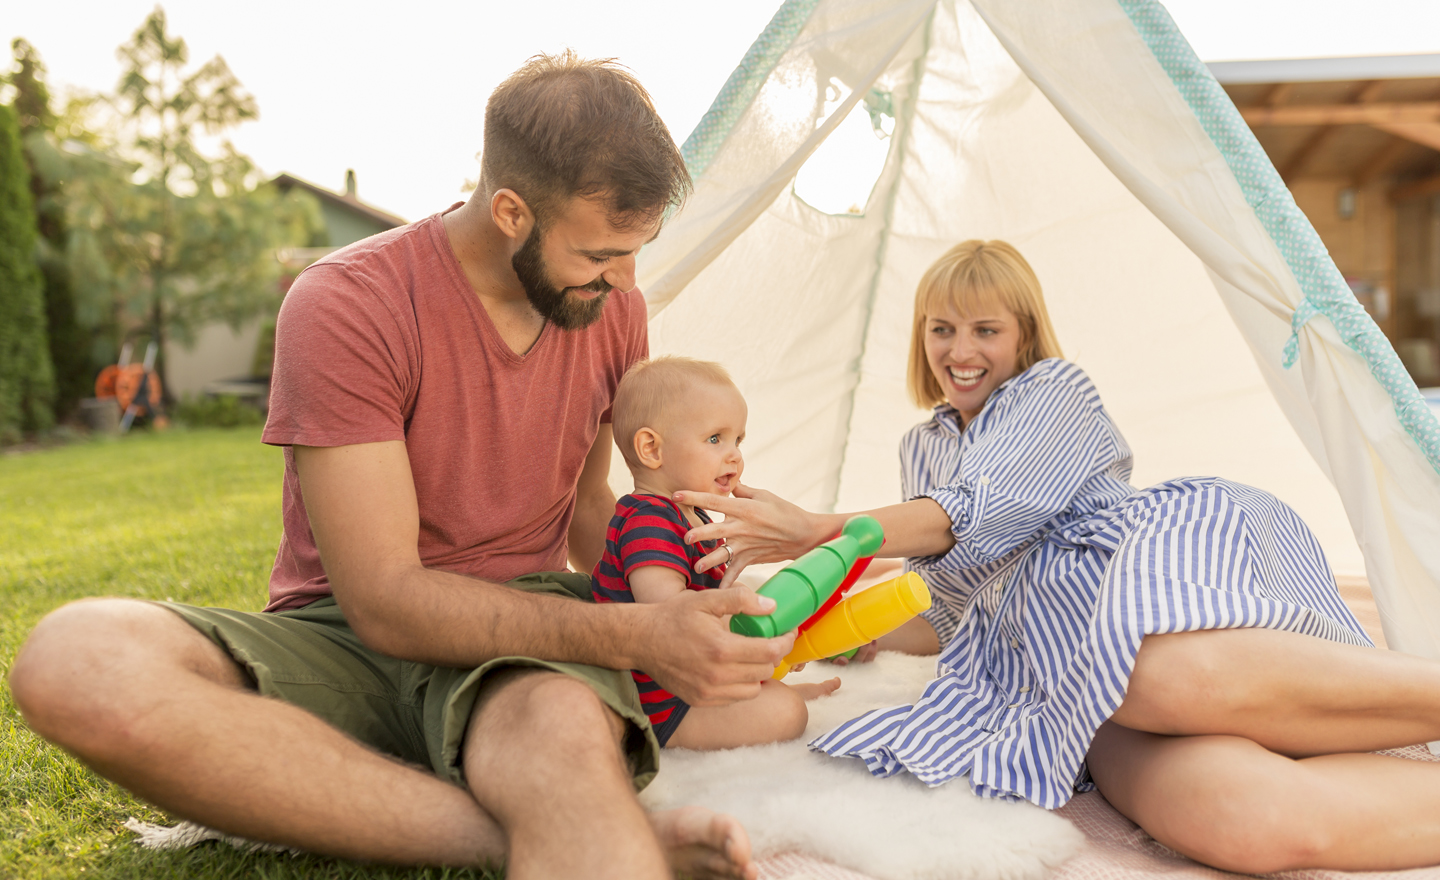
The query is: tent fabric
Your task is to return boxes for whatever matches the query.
[627,0,1440,655]
[682,0,826,181]
[1119,0,1440,464]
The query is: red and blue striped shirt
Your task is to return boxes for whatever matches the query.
[591,493,725,745]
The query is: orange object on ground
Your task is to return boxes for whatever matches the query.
[94,365,121,399]
[113,364,162,414]
[95,342,168,431]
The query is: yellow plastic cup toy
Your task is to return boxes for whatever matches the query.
[772,571,933,679]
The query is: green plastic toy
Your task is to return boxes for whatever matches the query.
[729,514,885,638]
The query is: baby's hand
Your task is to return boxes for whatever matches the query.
[827,640,879,666]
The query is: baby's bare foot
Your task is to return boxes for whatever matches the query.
[649,805,757,880]
[792,676,841,700]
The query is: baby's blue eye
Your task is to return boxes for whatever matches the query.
[707,434,720,444]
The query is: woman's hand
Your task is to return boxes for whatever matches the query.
[673,483,843,589]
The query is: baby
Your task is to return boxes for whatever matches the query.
[592,356,840,750]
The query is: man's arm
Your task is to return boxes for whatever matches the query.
[567,425,615,574]
[294,440,794,706]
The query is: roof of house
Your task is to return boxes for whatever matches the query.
[1209,54,1440,85]
[270,172,407,229]
[1206,54,1440,187]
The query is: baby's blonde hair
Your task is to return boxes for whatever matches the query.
[612,356,736,469]
[907,240,1064,408]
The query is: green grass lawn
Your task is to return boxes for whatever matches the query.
[1,429,500,879]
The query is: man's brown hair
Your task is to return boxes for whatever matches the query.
[482,51,692,228]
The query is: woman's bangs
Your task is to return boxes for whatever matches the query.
[922,265,1016,322]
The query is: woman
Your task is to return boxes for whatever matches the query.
[677,240,1440,874]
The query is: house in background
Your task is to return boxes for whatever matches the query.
[273,169,408,253]
[163,170,405,401]
[1212,54,1440,388]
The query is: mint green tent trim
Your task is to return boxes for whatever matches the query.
[1118,0,1440,475]
[680,0,824,178]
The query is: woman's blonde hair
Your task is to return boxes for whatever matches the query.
[907,240,1064,408]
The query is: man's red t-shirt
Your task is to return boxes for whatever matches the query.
[261,208,648,612]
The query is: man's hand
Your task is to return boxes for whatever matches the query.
[630,587,796,707]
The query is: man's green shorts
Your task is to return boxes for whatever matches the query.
[159,572,659,790]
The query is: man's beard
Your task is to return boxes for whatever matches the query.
[511,225,610,330]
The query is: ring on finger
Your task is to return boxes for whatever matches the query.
[721,543,734,564]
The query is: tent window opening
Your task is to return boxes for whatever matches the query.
[793,78,895,216]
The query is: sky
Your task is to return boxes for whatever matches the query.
[6,1,1440,223]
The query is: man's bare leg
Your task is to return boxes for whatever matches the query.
[1087,721,1440,873]
[10,599,504,865]
[463,668,757,880]
[1113,627,1440,755]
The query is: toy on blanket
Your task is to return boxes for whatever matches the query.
[772,571,933,679]
[727,515,935,676]
[729,514,885,638]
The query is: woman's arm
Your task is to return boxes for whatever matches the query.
[679,366,1121,587]
[673,487,955,588]
[857,497,957,558]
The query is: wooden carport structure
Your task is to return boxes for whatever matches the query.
[1212,54,1440,388]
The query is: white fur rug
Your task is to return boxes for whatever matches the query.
[639,653,1083,880]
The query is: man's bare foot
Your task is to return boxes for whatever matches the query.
[792,677,840,701]
[650,805,758,880]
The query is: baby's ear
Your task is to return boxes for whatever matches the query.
[634,427,664,470]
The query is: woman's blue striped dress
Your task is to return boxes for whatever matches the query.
[810,358,1372,809]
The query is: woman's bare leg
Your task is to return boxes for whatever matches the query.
[1112,627,1440,755]
[876,615,940,656]
[1087,721,1440,873]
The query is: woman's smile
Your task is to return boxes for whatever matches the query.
[947,365,987,390]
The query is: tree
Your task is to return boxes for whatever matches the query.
[0,99,57,440]
[61,7,318,397]
[7,38,90,419]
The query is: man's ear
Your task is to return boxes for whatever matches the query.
[634,427,664,471]
[491,188,534,242]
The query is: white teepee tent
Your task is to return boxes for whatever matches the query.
[621,0,1440,656]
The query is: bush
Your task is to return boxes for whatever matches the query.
[0,100,57,440]
[173,394,265,428]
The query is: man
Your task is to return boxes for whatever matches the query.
[10,53,792,880]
